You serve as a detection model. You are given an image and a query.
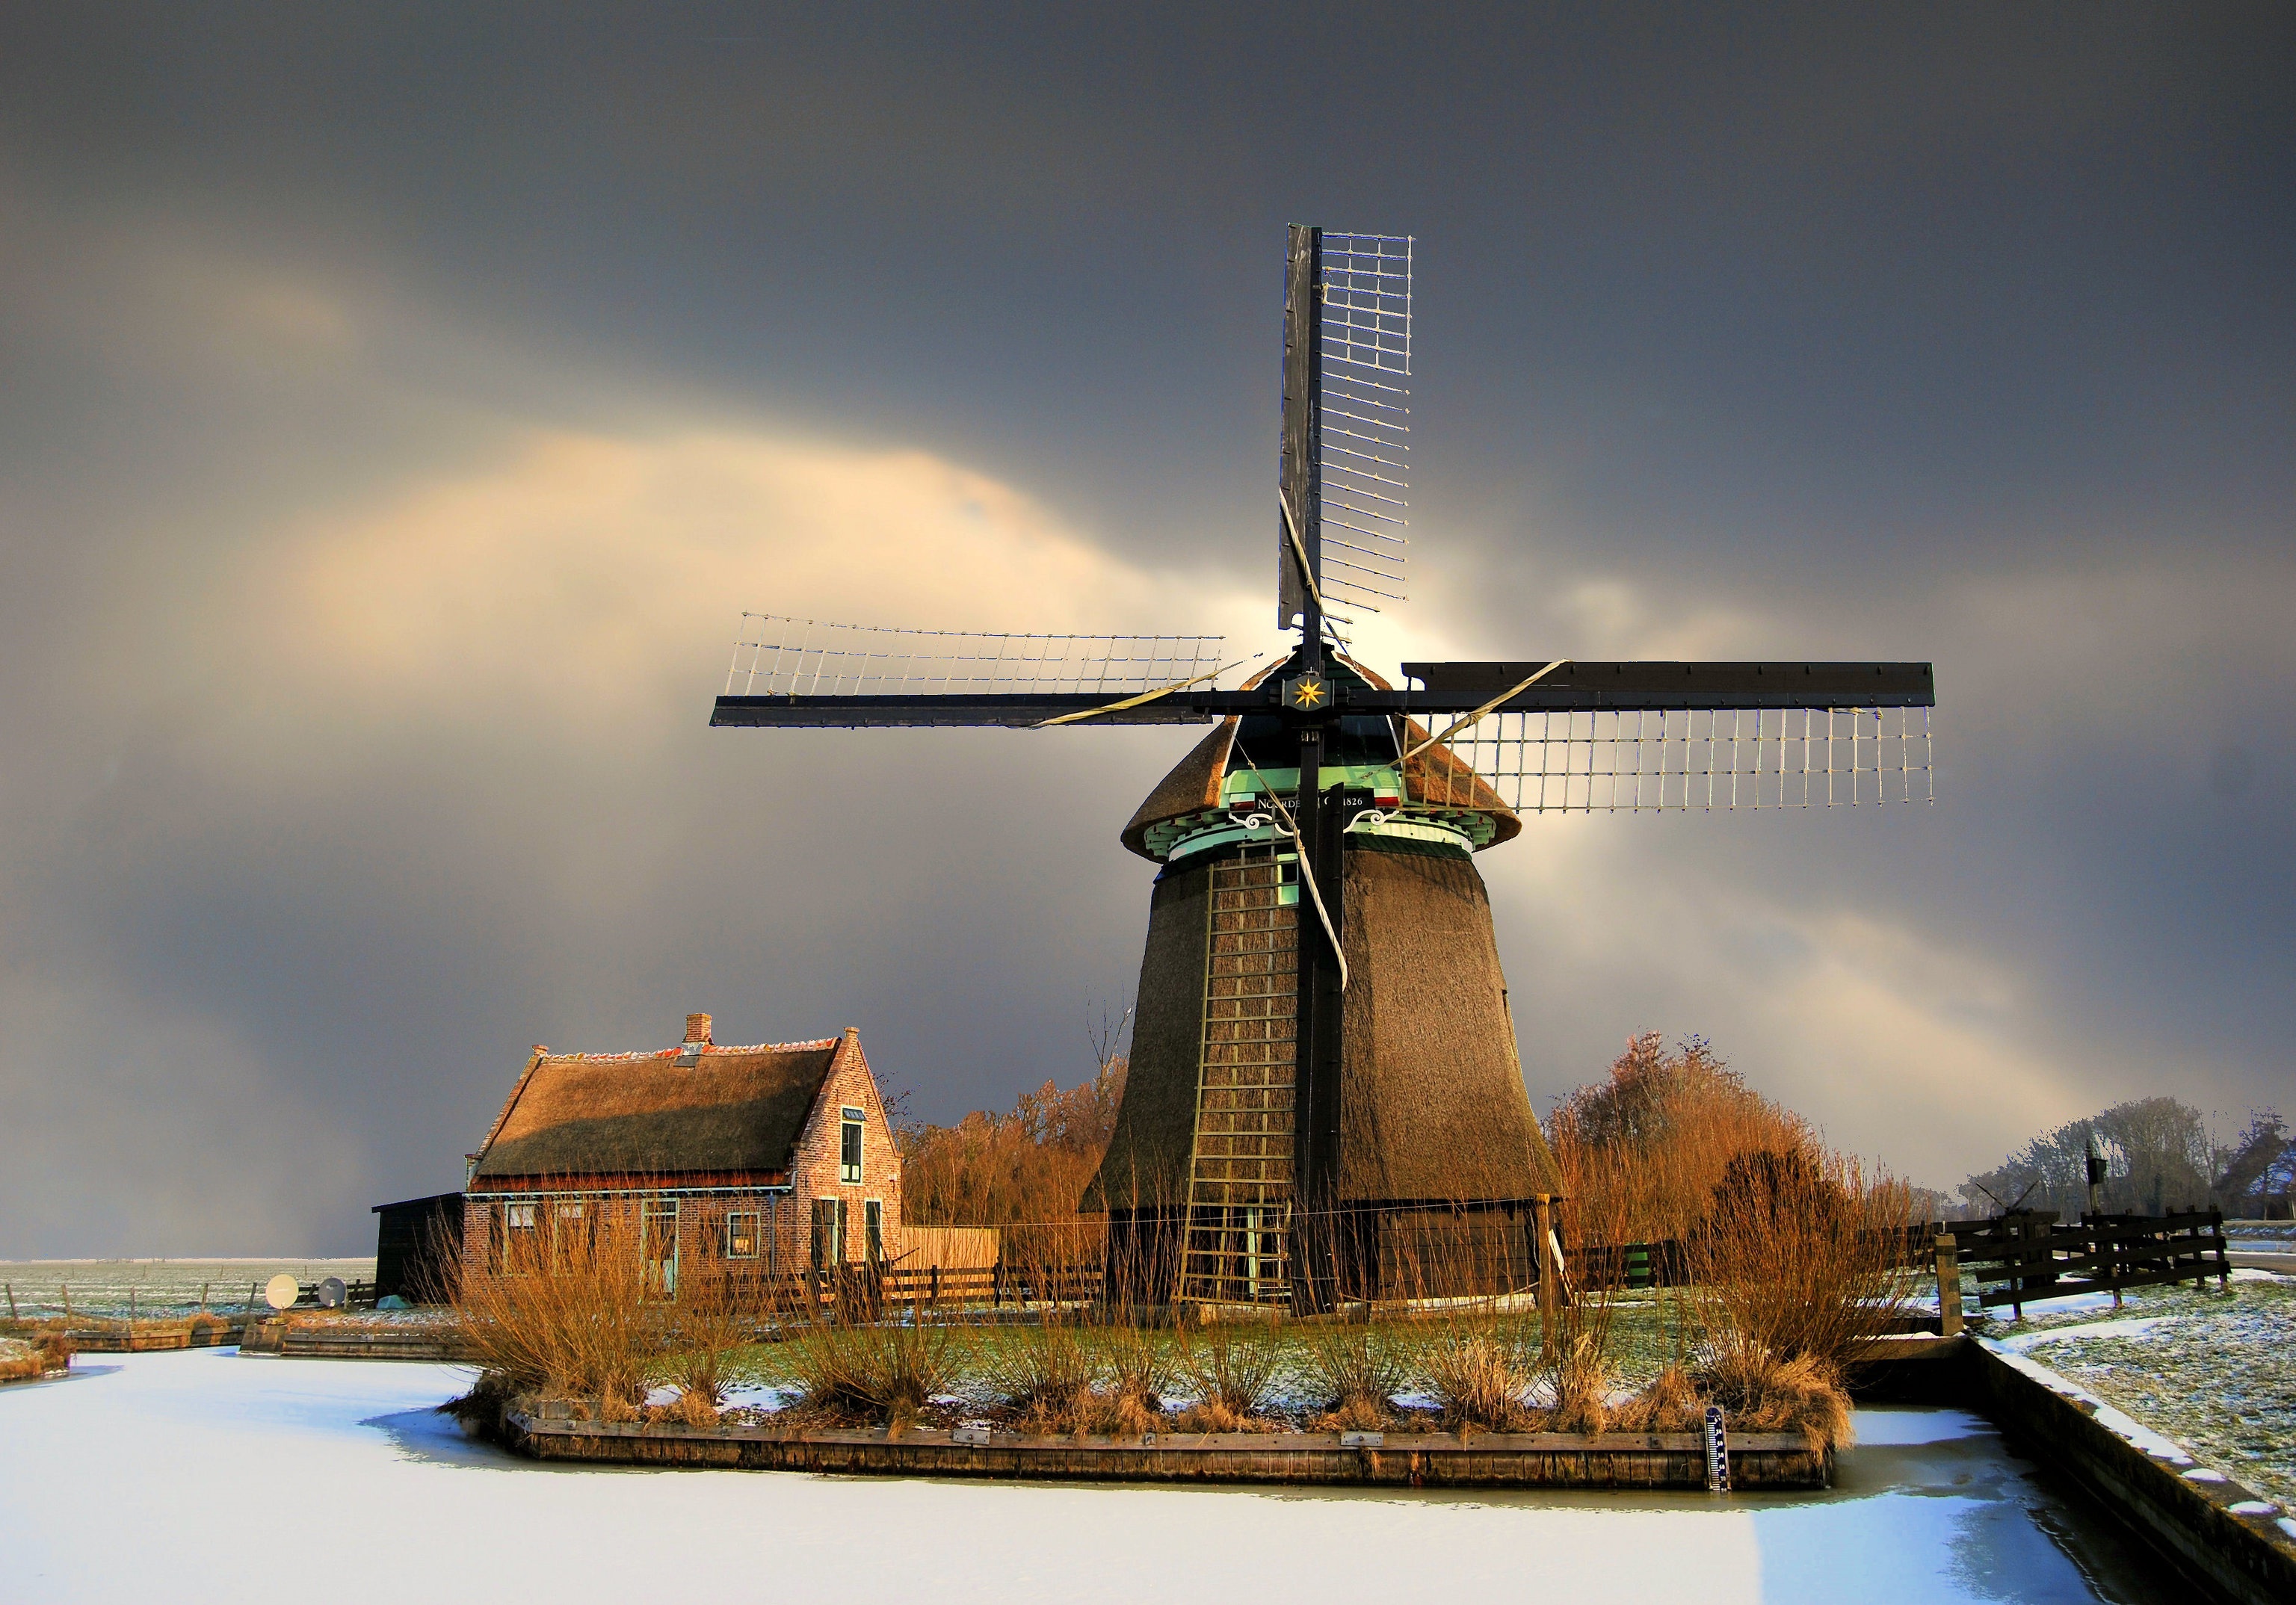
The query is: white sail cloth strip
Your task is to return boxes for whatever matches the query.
[1318,232,1411,613]
[1401,660,1567,766]
[1419,706,1935,811]
[1235,756,1349,992]
[725,614,1225,697]
[1033,654,1266,728]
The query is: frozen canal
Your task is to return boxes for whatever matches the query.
[1,1350,2176,1603]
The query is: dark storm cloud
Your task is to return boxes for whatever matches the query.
[1,5,2289,1252]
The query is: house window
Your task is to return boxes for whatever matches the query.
[864,1199,883,1266]
[641,1199,679,1299]
[503,1200,538,1275]
[725,1210,760,1259]
[552,1200,590,1270]
[840,1106,865,1184]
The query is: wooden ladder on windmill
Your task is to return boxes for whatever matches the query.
[1180,844,1299,1305]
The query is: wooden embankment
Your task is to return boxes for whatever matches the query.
[238,1320,476,1361]
[498,1408,1830,1489]
[52,1317,252,1353]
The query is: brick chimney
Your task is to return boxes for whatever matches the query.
[684,1012,713,1047]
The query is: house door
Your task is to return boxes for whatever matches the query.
[864,1200,883,1266]
[811,1197,846,1270]
[641,1199,678,1299]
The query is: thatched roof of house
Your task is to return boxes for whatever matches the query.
[469,1027,861,1187]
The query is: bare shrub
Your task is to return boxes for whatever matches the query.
[984,1315,1096,1429]
[658,1268,755,1424]
[1688,1147,1919,1373]
[1549,1033,1812,1243]
[1089,1318,1171,1413]
[1680,1145,1919,1451]
[1174,1310,1283,1424]
[1299,1320,1413,1426]
[900,1058,1126,1226]
[1419,1326,1535,1432]
[783,1299,963,1429]
[450,1202,662,1411]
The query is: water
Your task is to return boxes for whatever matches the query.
[0,1353,2181,1603]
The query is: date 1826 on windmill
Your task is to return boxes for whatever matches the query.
[711,226,1936,1314]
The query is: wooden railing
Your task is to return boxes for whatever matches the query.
[1948,1208,2229,1316]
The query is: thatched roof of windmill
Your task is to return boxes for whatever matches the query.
[469,1029,862,1188]
[1090,833,1561,1210]
[1119,655,1522,860]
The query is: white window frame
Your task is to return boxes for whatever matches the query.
[839,1105,865,1185]
[725,1209,761,1260]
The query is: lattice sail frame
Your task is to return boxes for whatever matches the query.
[1317,232,1411,614]
[726,613,1225,697]
[1415,706,1934,812]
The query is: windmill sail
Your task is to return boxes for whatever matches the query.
[1315,232,1412,614]
[1279,228,1412,631]
[1395,661,1937,811]
[1410,705,1934,812]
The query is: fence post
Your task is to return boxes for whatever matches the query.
[1934,1233,1963,1337]
[1533,1194,1559,1356]
[4,1282,15,1320]
[930,1264,941,1310]
[2206,1208,2223,1292]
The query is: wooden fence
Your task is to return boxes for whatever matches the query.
[1948,1209,2229,1316]
[723,1258,1105,1321]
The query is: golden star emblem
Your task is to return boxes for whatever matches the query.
[1288,675,1327,710]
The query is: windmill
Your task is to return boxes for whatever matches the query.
[712,226,1934,1311]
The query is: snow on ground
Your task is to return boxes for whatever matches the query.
[0,1259,377,1320]
[1991,1277,2296,1512]
[0,1351,2171,1604]
[2000,1317,2182,1351]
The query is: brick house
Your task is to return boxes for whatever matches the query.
[461,1013,903,1294]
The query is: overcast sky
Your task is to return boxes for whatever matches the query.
[3,5,2289,1255]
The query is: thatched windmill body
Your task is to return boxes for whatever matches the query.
[712,226,1935,1311]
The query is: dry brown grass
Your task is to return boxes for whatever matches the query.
[0,1332,72,1382]
[1609,1363,1703,1433]
[1696,1343,1854,1452]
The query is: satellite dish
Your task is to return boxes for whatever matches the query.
[264,1272,300,1311]
[317,1276,347,1309]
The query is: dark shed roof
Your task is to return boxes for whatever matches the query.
[469,1037,846,1185]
